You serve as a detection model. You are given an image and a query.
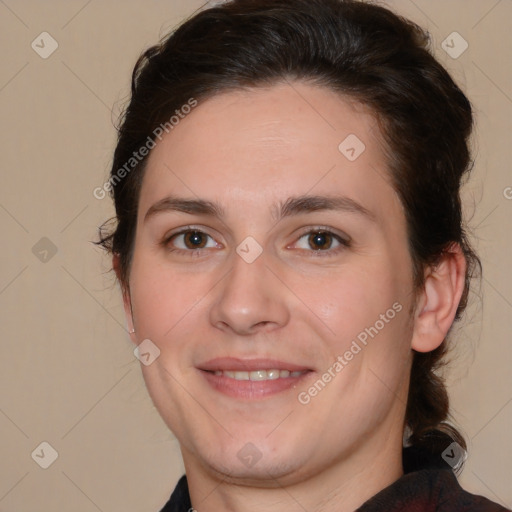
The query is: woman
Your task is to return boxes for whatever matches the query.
[97,0,509,510]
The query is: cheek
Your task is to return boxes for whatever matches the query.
[129,253,209,342]
[304,265,413,398]
[303,267,404,342]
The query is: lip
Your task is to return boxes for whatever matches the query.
[198,357,312,372]
[197,357,314,400]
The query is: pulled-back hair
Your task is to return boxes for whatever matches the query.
[97,0,480,468]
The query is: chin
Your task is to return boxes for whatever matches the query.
[189,436,316,485]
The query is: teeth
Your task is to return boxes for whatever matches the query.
[250,370,268,381]
[212,369,305,380]
[267,369,281,380]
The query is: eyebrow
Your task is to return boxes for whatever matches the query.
[144,194,376,223]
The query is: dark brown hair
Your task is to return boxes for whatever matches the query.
[97,0,480,468]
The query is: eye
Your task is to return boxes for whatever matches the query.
[293,229,350,255]
[164,228,220,253]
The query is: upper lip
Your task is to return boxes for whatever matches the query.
[198,357,312,372]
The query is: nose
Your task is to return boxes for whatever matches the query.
[209,246,291,336]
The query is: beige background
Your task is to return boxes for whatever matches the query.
[0,0,510,510]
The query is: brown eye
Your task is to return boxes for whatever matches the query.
[183,231,208,249]
[293,228,350,256]
[166,229,219,252]
[308,231,333,251]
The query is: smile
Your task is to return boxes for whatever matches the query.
[211,369,306,380]
[198,358,314,399]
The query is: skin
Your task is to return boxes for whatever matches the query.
[115,81,466,512]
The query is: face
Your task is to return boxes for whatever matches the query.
[125,82,417,485]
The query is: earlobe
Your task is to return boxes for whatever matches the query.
[411,244,467,353]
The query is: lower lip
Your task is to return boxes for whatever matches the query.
[199,370,313,400]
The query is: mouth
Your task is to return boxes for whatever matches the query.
[197,357,314,399]
[210,369,306,380]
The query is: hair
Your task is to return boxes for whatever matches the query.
[97,0,480,469]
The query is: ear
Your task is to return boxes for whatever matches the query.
[113,253,136,339]
[411,243,467,353]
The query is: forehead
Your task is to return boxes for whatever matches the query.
[138,81,401,226]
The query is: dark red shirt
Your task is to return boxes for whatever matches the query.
[159,468,509,511]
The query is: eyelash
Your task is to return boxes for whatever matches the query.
[161,225,351,258]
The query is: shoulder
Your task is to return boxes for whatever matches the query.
[358,468,510,512]
[158,475,191,512]
[432,470,509,512]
